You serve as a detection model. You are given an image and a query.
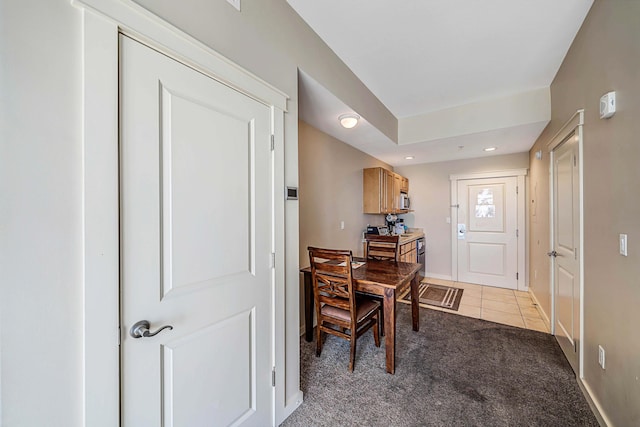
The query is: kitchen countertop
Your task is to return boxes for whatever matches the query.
[363,228,424,245]
[398,231,424,245]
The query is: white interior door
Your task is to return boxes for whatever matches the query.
[120,35,273,426]
[551,134,581,372]
[456,177,518,289]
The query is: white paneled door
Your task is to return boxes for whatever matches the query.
[456,177,518,289]
[552,133,581,373]
[120,35,273,426]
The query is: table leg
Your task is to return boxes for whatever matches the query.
[303,272,314,342]
[383,288,396,374]
[411,273,420,332]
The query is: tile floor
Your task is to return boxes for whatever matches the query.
[416,277,550,333]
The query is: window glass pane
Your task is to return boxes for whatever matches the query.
[475,188,495,218]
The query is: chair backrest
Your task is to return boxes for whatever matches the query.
[308,247,356,323]
[364,234,400,261]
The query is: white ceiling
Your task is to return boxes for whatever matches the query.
[289,0,593,165]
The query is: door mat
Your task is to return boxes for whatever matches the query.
[400,282,464,311]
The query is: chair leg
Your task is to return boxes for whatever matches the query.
[379,306,385,336]
[349,337,356,372]
[316,327,323,357]
[373,316,380,348]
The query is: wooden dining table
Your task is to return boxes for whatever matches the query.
[300,258,422,374]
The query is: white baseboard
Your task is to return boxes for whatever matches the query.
[529,290,551,331]
[424,272,453,281]
[277,390,304,426]
[578,377,611,427]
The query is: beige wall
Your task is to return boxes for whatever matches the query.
[1,0,393,425]
[528,1,640,425]
[395,153,529,279]
[298,120,390,329]
[299,120,390,263]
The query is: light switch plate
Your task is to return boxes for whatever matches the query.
[620,234,628,256]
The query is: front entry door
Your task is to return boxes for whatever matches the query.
[120,35,273,426]
[456,177,518,289]
[552,134,581,372]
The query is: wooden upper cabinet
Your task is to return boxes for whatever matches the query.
[401,176,409,193]
[393,173,401,213]
[363,167,409,214]
[363,167,387,214]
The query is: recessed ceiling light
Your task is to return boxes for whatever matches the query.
[338,113,360,129]
[484,147,497,152]
[405,156,414,160]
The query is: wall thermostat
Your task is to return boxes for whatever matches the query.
[600,91,616,119]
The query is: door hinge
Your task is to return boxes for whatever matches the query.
[117,326,121,346]
[270,134,275,151]
[271,252,276,268]
[516,272,519,280]
[516,185,519,194]
[272,367,276,387]
[516,229,519,238]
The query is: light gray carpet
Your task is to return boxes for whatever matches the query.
[281,304,598,427]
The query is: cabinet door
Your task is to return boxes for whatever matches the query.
[399,241,417,262]
[363,167,384,214]
[393,173,402,213]
[384,169,395,213]
[407,248,417,263]
[401,177,409,193]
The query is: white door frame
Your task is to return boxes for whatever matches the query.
[547,109,585,378]
[450,169,528,291]
[74,1,289,425]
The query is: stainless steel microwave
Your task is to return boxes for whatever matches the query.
[400,193,410,209]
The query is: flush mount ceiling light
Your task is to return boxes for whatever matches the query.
[339,113,360,129]
[483,147,497,152]
[405,156,414,160]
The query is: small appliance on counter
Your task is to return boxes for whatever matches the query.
[394,218,405,235]
[385,213,397,232]
[365,225,389,236]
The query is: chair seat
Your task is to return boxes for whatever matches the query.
[321,298,380,323]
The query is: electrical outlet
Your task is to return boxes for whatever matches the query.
[340,221,345,230]
[598,345,606,369]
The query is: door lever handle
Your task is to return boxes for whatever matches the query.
[129,320,173,339]
[547,250,558,257]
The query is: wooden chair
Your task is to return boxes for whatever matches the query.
[308,246,381,371]
[363,234,400,336]
[364,234,400,262]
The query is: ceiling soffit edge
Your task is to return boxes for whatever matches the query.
[398,88,551,145]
